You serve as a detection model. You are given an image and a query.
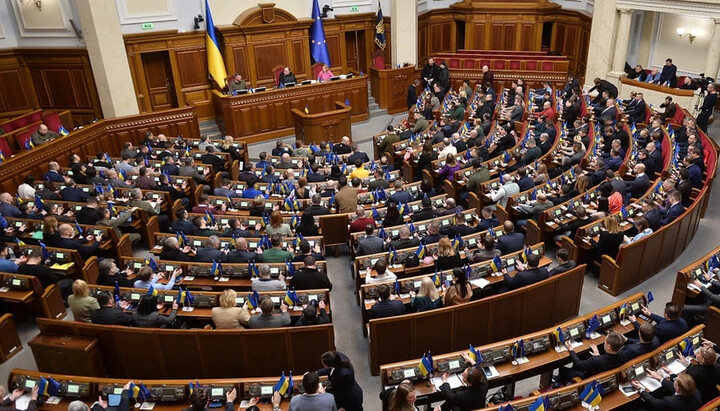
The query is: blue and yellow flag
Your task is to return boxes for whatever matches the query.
[184,288,195,305]
[374,0,386,50]
[0,150,5,163]
[15,238,26,247]
[432,270,442,287]
[619,303,627,317]
[468,344,480,362]
[275,371,290,395]
[24,139,34,150]
[528,395,549,411]
[147,285,158,297]
[309,0,330,65]
[204,0,227,87]
[521,246,532,263]
[553,327,565,344]
[284,288,299,306]
[418,352,433,376]
[146,257,158,272]
[490,255,503,272]
[247,290,260,309]
[177,288,187,304]
[415,243,426,259]
[129,382,140,399]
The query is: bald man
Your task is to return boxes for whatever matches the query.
[31,124,59,146]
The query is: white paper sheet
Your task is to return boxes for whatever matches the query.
[431,373,464,390]
[665,360,687,375]
[469,278,490,289]
[638,376,662,392]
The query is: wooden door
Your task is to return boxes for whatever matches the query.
[345,30,368,73]
[141,51,178,111]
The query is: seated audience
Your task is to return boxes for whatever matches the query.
[409,277,442,312]
[369,284,405,319]
[91,291,132,326]
[68,279,99,323]
[443,267,473,307]
[212,289,250,329]
[248,298,290,328]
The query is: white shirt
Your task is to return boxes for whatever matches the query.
[365,269,397,284]
[17,184,36,200]
[438,145,457,159]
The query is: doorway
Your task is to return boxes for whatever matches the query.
[455,21,466,51]
[345,30,368,73]
[141,51,178,111]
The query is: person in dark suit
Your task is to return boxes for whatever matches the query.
[549,248,577,276]
[407,80,420,109]
[90,291,132,326]
[225,237,262,263]
[182,386,236,411]
[625,163,651,200]
[658,58,678,87]
[421,58,438,87]
[194,236,224,263]
[75,197,101,225]
[304,194,330,218]
[289,256,332,291]
[439,212,475,238]
[647,141,663,172]
[357,225,385,256]
[661,191,685,226]
[618,322,659,362]
[333,136,353,155]
[200,146,226,174]
[641,199,662,231]
[598,98,618,120]
[318,351,363,411]
[632,372,701,411]
[161,155,180,175]
[347,145,370,165]
[668,345,720,404]
[59,178,90,203]
[172,210,196,235]
[588,78,618,100]
[496,221,525,255]
[475,206,499,232]
[438,356,489,411]
[159,236,193,262]
[388,226,420,251]
[633,302,688,344]
[278,67,297,86]
[56,223,101,260]
[558,332,625,383]
[411,197,437,222]
[369,284,405,319]
[502,253,549,292]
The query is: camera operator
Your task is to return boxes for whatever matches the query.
[697,82,717,133]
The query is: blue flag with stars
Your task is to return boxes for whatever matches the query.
[310,0,331,65]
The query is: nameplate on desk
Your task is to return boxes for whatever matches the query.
[513,357,529,365]
[182,307,195,312]
[184,276,195,281]
[45,397,61,405]
[587,331,602,339]
[0,287,9,292]
[469,278,490,289]
[218,277,230,282]
[364,299,376,305]
[619,319,631,326]
[139,402,156,410]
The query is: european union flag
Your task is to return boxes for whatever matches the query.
[184,288,195,305]
[285,260,296,277]
[647,290,654,303]
[310,0,331,65]
[374,1,386,50]
[585,314,600,338]
[345,97,351,107]
[114,281,121,304]
[34,194,44,210]
[620,205,628,219]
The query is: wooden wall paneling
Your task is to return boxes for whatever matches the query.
[0,52,37,117]
[418,13,430,63]
[503,24,515,50]
[472,22,486,49]
[521,23,535,50]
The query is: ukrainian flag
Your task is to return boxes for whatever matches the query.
[432,270,442,286]
[528,395,549,411]
[553,327,565,344]
[129,382,140,399]
[38,377,49,396]
[247,290,260,309]
[0,150,5,163]
[275,371,290,396]
[586,384,602,407]
[468,344,480,362]
[619,303,627,317]
[490,255,503,272]
[204,0,227,87]
[15,238,26,247]
[284,288,299,306]
[418,352,433,376]
[521,246,532,263]
[415,243,426,259]
[177,288,187,304]
[147,285,158,296]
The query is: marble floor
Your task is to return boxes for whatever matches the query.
[1,114,718,411]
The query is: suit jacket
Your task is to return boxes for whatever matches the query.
[303,205,330,218]
[568,350,625,378]
[290,268,332,291]
[195,246,224,263]
[661,203,684,226]
[171,219,196,235]
[517,177,534,192]
[644,208,662,231]
[639,377,701,411]
[225,250,262,263]
[369,299,405,319]
[549,261,577,276]
[625,174,650,198]
[496,232,525,255]
[335,187,358,213]
[649,149,663,171]
[91,306,133,326]
[76,206,100,225]
[60,187,90,202]
[684,364,720,404]
[649,314,689,343]
[56,237,99,259]
[248,312,291,328]
[503,267,549,291]
[619,337,660,362]
[439,377,487,411]
[160,248,192,262]
[317,352,364,411]
[357,236,385,256]
[389,237,419,251]
[161,164,179,175]
[347,151,370,164]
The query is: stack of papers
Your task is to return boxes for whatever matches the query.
[665,360,687,375]
[638,376,662,392]
[431,373,464,390]
[469,278,490,289]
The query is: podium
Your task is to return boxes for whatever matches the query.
[291,101,352,144]
[369,65,416,114]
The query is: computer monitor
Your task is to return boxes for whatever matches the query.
[300,80,312,85]
[329,76,340,81]
[284,82,296,87]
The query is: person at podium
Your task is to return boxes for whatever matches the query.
[278,66,297,86]
[317,64,334,82]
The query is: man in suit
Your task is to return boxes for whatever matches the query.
[633,302,688,344]
[660,190,685,226]
[368,168,389,191]
[647,141,663,173]
[625,163,650,200]
[250,264,286,292]
[277,67,297,86]
[43,162,66,183]
[357,225,385,256]
[501,253,549,291]
[599,98,618,120]
[496,221,525,255]
[171,209,196,235]
[549,248,576,276]
[588,77,618,101]
[387,180,414,205]
[658,96,677,122]
[421,221,442,245]
[304,194,330,218]
[347,144,370,165]
[290,256,332,291]
[640,199,662,231]
[633,372,701,411]
[421,58,438,87]
[195,235,224,263]
[519,138,542,166]
[56,223,101,260]
[436,61,450,92]
[438,362,488,411]
[412,197,437,222]
[248,298,291,328]
[91,291,132,326]
[160,155,179,175]
[17,250,62,290]
[379,125,400,156]
[225,237,262,263]
[334,176,358,214]
[558,332,625,383]
[618,322,659,362]
[440,212,475,238]
[388,226,420,250]
[475,206,499,232]
[75,197,101,225]
[369,284,405,319]
[516,168,535,192]
[589,158,607,187]
[59,178,90,203]
[179,157,210,188]
[658,58,678,87]
[333,136,352,155]
[407,80,420,110]
[159,236,193,262]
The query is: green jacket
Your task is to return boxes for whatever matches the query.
[262,248,294,263]
[467,167,491,193]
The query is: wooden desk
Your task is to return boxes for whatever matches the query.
[292,101,352,144]
[212,76,369,144]
[369,65,416,115]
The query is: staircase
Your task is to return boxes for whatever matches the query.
[199,119,223,140]
[367,82,386,119]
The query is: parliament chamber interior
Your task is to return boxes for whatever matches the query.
[1,0,720,410]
